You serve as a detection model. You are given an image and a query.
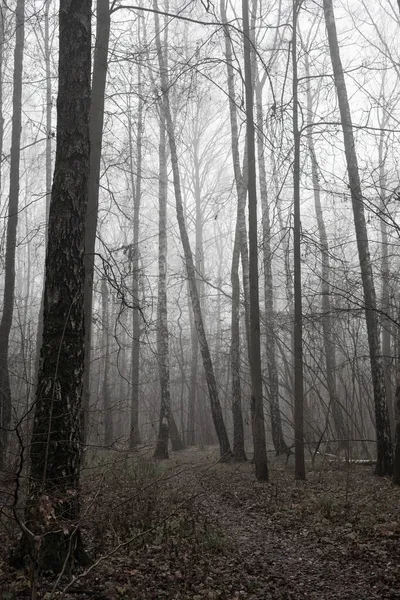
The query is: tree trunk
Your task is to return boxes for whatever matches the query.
[35,0,53,383]
[323,0,392,475]
[20,0,92,572]
[304,50,347,450]
[220,0,248,460]
[186,295,198,447]
[83,0,110,445]
[101,278,113,447]
[378,131,395,442]
[255,76,290,457]
[154,0,232,460]
[292,0,306,480]
[0,0,25,469]
[242,0,268,480]
[154,107,184,459]
[128,59,143,449]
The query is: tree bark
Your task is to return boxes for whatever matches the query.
[20,0,92,572]
[154,107,184,458]
[83,0,110,445]
[0,0,25,469]
[292,0,306,480]
[242,0,268,480]
[154,0,232,460]
[323,0,392,475]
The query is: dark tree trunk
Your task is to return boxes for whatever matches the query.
[101,278,113,447]
[220,0,247,461]
[35,0,53,384]
[154,0,232,460]
[129,53,143,449]
[292,0,306,480]
[0,0,24,469]
[186,296,198,447]
[378,131,395,442]
[83,0,110,445]
[19,0,92,572]
[242,0,268,480]
[323,0,392,476]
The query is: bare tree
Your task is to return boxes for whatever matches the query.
[255,73,290,457]
[303,47,347,449]
[242,0,268,480]
[292,0,305,480]
[83,0,110,443]
[19,0,92,571]
[154,0,232,459]
[0,0,25,469]
[128,56,143,449]
[154,99,184,458]
[323,0,392,475]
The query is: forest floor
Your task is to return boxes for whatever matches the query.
[1,446,400,599]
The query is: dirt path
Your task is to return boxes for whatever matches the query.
[1,452,400,599]
[195,460,400,600]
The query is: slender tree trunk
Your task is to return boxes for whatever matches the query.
[304,51,347,450]
[323,0,392,475]
[231,224,247,461]
[220,0,248,460]
[154,109,184,458]
[242,0,268,480]
[154,0,231,459]
[35,0,53,383]
[0,0,25,469]
[128,61,143,448]
[292,0,306,480]
[255,79,289,456]
[186,294,198,447]
[83,0,110,445]
[101,278,113,447]
[19,0,92,571]
[378,131,395,441]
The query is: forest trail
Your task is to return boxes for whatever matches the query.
[190,451,400,600]
[2,449,400,599]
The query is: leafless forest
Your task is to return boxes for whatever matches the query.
[1,0,400,598]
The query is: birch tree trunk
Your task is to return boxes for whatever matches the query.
[83,0,110,444]
[242,0,268,480]
[154,0,232,459]
[323,0,392,475]
[20,0,92,571]
[0,0,25,469]
[154,108,184,458]
[304,51,347,450]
